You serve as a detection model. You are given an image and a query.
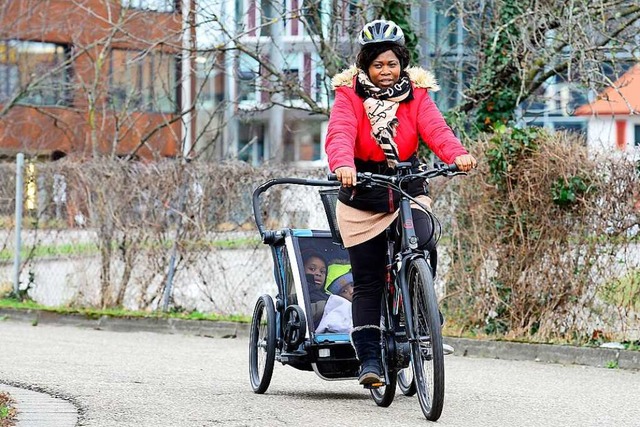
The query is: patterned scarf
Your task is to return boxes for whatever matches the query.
[356,70,412,168]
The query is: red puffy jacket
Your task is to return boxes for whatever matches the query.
[325,67,469,172]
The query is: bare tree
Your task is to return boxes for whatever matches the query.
[195,0,640,137]
[430,0,640,131]
[0,0,229,308]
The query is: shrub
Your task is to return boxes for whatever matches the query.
[439,129,639,342]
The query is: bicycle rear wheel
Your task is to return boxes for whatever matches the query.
[398,366,416,396]
[370,333,397,407]
[406,258,444,421]
[249,295,276,394]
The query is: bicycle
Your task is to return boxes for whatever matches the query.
[326,161,464,421]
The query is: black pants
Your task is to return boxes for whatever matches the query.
[348,209,436,328]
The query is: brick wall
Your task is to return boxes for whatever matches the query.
[0,0,184,159]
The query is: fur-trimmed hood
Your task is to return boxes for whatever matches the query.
[331,65,440,91]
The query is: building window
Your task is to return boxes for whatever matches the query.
[195,53,223,110]
[634,124,640,147]
[434,70,458,111]
[554,121,586,134]
[238,121,265,165]
[259,0,274,37]
[284,120,323,162]
[302,0,322,36]
[283,68,300,101]
[0,40,71,106]
[280,53,303,102]
[314,72,324,103]
[108,49,177,113]
[237,52,260,103]
[121,0,177,13]
[433,0,460,53]
[235,0,244,26]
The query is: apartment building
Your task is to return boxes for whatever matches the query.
[0,0,186,160]
[212,0,361,166]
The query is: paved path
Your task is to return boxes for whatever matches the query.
[1,320,639,427]
[0,384,77,427]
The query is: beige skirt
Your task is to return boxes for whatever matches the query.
[336,195,432,248]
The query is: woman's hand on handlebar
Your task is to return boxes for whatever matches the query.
[334,166,357,187]
[454,154,477,172]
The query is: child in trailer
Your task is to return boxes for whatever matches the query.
[302,251,329,329]
[316,261,354,334]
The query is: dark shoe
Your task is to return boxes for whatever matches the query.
[351,326,382,386]
[358,358,382,385]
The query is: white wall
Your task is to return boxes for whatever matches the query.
[586,117,616,151]
[585,116,640,160]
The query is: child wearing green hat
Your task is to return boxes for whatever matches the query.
[324,261,354,302]
[316,260,355,334]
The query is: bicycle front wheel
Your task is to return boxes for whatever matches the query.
[406,258,445,421]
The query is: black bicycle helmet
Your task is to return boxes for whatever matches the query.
[358,19,405,46]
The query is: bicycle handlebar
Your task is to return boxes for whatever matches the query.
[327,163,462,184]
[327,162,462,253]
[252,164,461,245]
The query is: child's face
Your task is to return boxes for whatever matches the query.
[304,256,327,287]
[338,283,354,301]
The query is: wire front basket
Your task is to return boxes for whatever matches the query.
[319,188,343,247]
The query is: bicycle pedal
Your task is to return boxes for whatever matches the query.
[363,381,385,389]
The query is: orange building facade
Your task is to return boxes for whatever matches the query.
[0,0,186,160]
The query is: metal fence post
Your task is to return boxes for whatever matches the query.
[161,170,190,312]
[13,153,24,296]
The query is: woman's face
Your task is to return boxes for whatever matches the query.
[367,50,401,89]
[304,256,327,287]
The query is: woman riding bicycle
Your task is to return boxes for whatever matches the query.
[325,19,477,386]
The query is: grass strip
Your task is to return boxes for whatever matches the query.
[0,236,262,262]
[0,298,250,324]
[0,242,98,261]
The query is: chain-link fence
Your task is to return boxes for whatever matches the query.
[0,159,337,316]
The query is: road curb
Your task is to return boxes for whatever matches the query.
[2,307,638,371]
[446,337,639,370]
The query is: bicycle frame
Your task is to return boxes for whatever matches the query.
[393,194,427,348]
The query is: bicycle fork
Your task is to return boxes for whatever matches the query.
[396,257,417,344]
[396,197,420,345]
